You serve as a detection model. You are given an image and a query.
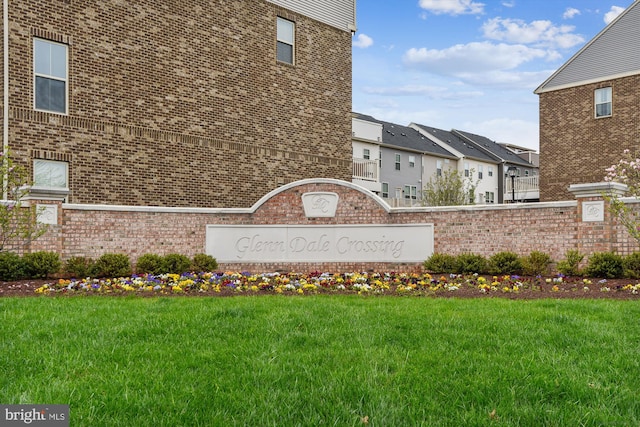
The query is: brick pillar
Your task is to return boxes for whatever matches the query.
[568,182,628,256]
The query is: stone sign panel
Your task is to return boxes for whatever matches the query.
[206,224,433,263]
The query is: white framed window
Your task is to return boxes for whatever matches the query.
[404,185,417,200]
[409,155,415,168]
[276,17,295,64]
[478,165,483,180]
[595,87,612,118]
[436,160,442,177]
[34,159,68,189]
[381,182,389,198]
[395,154,401,170]
[363,148,370,160]
[485,191,495,204]
[34,38,68,114]
[488,166,493,177]
[464,162,470,177]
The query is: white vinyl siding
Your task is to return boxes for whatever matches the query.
[266,0,355,32]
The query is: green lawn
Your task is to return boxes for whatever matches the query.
[1,296,639,426]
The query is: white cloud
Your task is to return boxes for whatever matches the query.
[562,7,580,19]
[404,42,553,74]
[352,33,373,49]
[604,6,625,24]
[481,17,584,49]
[501,1,515,8]
[418,0,484,16]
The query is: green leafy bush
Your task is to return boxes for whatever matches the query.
[423,253,458,273]
[192,253,218,272]
[64,256,94,278]
[487,251,522,275]
[556,249,584,277]
[90,253,132,278]
[163,253,192,274]
[584,252,624,279]
[455,253,487,274]
[136,253,167,275]
[0,251,26,281]
[623,252,640,279]
[22,251,61,279]
[522,250,552,276]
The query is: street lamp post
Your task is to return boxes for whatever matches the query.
[507,166,517,203]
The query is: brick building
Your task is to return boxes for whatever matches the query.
[0,0,355,208]
[535,0,640,201]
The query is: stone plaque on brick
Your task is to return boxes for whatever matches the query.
[37,204,58,225]
[582,201,604,222]
[206,224,434,263]
[301,192,339,217]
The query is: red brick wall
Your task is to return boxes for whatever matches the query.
[26,180,640,273]
[3,0,352,208]
[539,75,640,201]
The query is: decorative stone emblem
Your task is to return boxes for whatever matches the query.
[37,204,58,225]
[301,192,339,218]
[582,201,604,222]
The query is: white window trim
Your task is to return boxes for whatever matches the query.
[595,87,612,118]
[33,38,68,115]
[276,17,295,65]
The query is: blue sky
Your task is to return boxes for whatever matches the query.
[352,0,633,150]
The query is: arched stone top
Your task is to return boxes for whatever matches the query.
[249,178,392,214]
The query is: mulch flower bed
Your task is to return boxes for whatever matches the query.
[1,272,639,299]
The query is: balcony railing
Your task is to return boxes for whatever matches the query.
[352,158,379,182]
[504,175,539,201]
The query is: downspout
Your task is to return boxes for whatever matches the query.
[3,0,8,200]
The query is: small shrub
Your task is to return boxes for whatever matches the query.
[455,253,487,274]
[192,253,218,272]
[623,252,640,279]
[488,251,522,275]
[22,251,61,279]
[585,252,624,279]
[163,253,192,274]
[90,253,132,278]
[0,251,26,281]
[556,249,584,277]
[522,250,552,276]
[64,256,94,278]
[136,253,167,275]
[423,253,458,273]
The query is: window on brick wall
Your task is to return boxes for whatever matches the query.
[595,87,612,118]
[33,159,68,190]
[34,38,68,114]
[277,17,295,64]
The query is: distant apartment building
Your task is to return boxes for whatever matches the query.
[1,0,355,208]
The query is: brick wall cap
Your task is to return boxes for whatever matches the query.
[251,178,392,213]
[569,182,628,198]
